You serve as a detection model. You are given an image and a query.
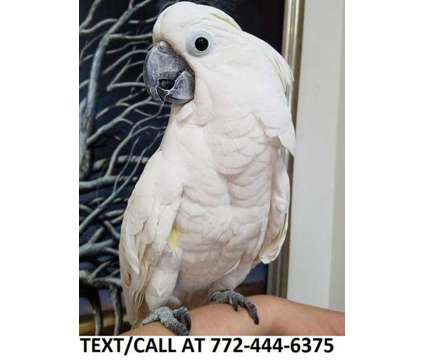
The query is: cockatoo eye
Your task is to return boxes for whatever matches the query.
[195,37,208,51]
[187,31,213,56]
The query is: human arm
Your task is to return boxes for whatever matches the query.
[122,295,345,336]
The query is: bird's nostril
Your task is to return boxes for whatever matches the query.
[159,79,175,90]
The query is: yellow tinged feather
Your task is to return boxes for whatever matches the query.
[168,227,179,250]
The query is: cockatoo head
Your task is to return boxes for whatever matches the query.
[144,1,292,118]
[144,1,243,104]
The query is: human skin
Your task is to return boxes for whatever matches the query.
[122,295,345,336]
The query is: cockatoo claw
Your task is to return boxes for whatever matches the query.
[208,290,260,325]
[173,306,192,331]
[141,306,191,336]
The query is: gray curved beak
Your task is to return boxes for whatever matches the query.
[143,41,195,104]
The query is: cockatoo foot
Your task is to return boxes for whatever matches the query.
[208,289,259,325]
[141,306,191,336]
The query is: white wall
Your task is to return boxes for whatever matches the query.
[287,0,345,311]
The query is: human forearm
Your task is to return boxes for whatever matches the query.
[122,295,345,336]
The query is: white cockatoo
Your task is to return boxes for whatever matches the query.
[119,1,295,335]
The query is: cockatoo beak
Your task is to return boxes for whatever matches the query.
[143,41,195,104]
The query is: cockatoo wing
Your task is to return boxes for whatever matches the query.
[119,150,183,325]
[246,32,296,155]
[256,149,290,264]
[247,34,294,263]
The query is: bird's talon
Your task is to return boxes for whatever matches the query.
[141,306,191,335]
[208,289,260,325]
[173,306,191,332]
